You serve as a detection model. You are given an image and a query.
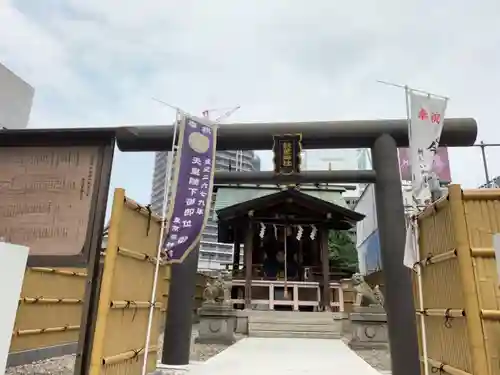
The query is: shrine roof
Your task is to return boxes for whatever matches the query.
[215,187,364,238]
[212,184,349,219]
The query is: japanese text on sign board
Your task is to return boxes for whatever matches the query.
[281,141,293,167]
[273,134,302,175]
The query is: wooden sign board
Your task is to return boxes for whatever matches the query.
[0,142,113,267]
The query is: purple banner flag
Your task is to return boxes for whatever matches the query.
[162,115,218,263]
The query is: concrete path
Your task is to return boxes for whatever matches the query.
[189,337,386,375]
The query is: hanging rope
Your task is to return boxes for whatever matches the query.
[411,216,430,375]
[283,226,289,299]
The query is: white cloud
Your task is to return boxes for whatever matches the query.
[1,0,500,203]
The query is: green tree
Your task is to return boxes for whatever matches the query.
[328,230,359,273]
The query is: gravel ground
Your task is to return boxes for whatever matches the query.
[352,348,391,372]
[5,325,242,375]
[341,335,391,373]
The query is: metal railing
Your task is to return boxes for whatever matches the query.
[473,142,500,187]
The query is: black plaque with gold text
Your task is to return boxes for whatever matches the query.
[272,133,302,175]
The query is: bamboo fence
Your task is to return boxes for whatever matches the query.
[11,266,87,353]
[414,184,500,375]
[89,189,170,375]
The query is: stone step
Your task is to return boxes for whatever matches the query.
[249,322,342,333]
[249,316,337,324]
[249,330,342,339]
[248,313,336,324]
[247,310,334,318]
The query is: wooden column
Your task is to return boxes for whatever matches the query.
[233,229,241,272]
[320,228,331,311]
[244,222,253,309]
[231,228,241,301]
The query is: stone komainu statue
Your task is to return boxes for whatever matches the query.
[202,274,230,304]
[351,273,385,308]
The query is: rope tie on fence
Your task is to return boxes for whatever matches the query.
[145,204,152,236]
[63,324,70,331]
[127,300,139,322]
[131,348,141,361]
[33,296,42,303]
[425,253,433,265]
[431,363,445,373]
[412,261,420,273]
[444,308,453,328]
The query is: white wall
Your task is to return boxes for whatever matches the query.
[355,185,377,247]
[0,243,29,374]
[354,184,378,274]
[0,64,34,129]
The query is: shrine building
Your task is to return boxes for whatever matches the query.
[213,183,364,312]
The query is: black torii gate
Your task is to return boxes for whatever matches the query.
[0,118,475,375]
[115,118,477,375]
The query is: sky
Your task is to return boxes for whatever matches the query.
[1,0,500,207]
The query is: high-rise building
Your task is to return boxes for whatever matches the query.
[150,150,260,270]
[0,63,34,129]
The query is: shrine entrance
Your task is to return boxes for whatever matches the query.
[0,117,478,375]
[214,186,364,312]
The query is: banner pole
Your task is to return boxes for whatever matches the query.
[401,85,449,375]
[479,141,490,185]
[403,91,429,375]
[376,80,449,100]
[141,111,180,375]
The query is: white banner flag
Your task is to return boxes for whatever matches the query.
[404,90,448,268]
[404,218,419,268]
[408,91,448,205]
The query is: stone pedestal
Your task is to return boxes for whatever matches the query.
[348,305,388,349]
[195,303,236,345]
[153,364,190,375]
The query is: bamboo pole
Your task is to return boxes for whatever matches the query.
[29,267,87,277]
[109,301,162,309]
[19,297,83,304]
[102,346,159,365]
[447,184,489,375]
[416,309,465,317]
[13,325,80,336]
[416,196,449,221]
[462,189,500,200]
[426,357,472,375]
[418,249,457,266]
[481,309,500,320]
[123,197,163,223]
[470,247,495,258]
[117,247,158,264]
[89,188,125,375]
